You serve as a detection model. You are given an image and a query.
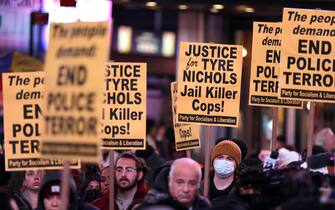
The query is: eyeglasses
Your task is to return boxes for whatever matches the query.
[115,167,137,174]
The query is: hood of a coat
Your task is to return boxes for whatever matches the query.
[37,171,79,210]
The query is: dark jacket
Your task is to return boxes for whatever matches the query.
[134,189,188,210]
[211,194,277,210]
[91,181,148,210]
[11,190,33,210]
[192,194,211,210]
[152,161,173,193]
[208,176,236,200]
[37,172,98,210]
[210,195,247,210]
[8,171,32,210]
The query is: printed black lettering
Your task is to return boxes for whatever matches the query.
[23,104,42,119]
[57,65,87,86]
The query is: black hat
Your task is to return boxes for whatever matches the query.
[41,181,61,199]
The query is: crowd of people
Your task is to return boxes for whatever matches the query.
[2,125,335,210]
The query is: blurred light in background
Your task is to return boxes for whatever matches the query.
[242,47,248,57]
[145,1,157,7]
[213,4,224,10]
[178,4,188,10]
[307,101,311,110]
[262,114,273,141]
[0,9,31,53]
[117,26,132,53]
[237,5,255,13]
[210,8,219,13]
[162,32,175,57]
[136,32,159,54]
[41,0,112,50]
[244,7,255,13]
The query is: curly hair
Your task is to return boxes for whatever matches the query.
[115,151,149,183]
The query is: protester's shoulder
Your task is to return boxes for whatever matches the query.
[135,189,188,210]
[133,180,149,201]
[195,194,211,209]
[141,188,169,202]
[11,190,33,210]
[281,196,324,210]
[211,194,241,206]
[210,194,246,210]
[91,192,109,209]
[79,203,100,210]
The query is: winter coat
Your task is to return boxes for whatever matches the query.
[152,161,173,193]
[11,190,33,210]
[37,172,98,210]
[192,194,211,210]
[91,181,148,210]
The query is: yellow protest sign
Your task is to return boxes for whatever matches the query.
[2,72,80,171]
[41,22,110,162]
[171,82,200,151]
[176,42,243,127]
[101,62,147,150]
[10,52,44,72]
[279,8,335,102]
[249,22,302,108]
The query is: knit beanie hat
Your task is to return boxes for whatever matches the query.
[211,141,242,166]
[42,181,61,199]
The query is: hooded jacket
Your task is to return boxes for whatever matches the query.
[37,172,79,210]
[37,172,98,210]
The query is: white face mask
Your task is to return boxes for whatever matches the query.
[213,159,235,178]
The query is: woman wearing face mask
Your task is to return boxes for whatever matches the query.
[80,175,102,203]
[210,140,242,200]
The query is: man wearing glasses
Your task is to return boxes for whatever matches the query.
[92,152,148,210]
[115,152,148,210]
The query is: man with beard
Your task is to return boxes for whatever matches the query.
[92,152,148,210]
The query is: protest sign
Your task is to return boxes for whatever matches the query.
[2,72,79,171]
[10,52,44,72]
[41,22,110,162]
[279,8,335,103]
[249,22,302,108]
[176,42,243,127]
[101,62,146,150]
[171,82,200,151]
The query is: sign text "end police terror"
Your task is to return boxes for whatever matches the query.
[280,9,335,102]
[7,75,43,155]
[45,65,97,136]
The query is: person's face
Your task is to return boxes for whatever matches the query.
[86,180,101,191]
[115,158,142,191]
[214,155,236,168]
[24,170,43,191]
[100,168,110,193]
[43,195,61,210]
[168,165,199,207]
